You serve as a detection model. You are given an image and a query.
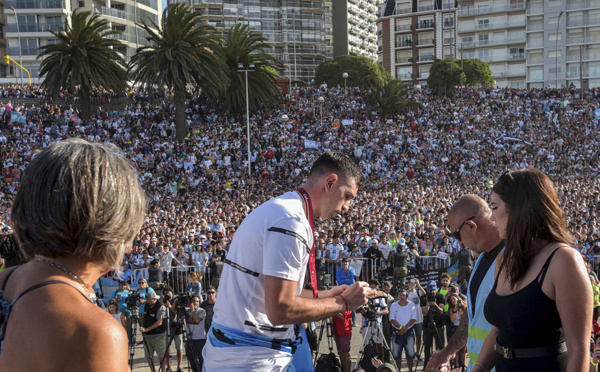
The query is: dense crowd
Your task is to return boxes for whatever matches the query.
[1,84,599,270]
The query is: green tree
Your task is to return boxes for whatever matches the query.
[129,3,227,140]
[462,58,494,87]
[221,24,282,114]
[37,10,128,120]
[314,55,392,89]
[371,79,423,118]
[427,57,463,97]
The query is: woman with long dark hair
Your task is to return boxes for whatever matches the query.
[475,169,592,372]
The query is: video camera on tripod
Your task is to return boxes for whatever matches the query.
[126,290,142,317]
[356,295,387,321]
[164,291,194,316]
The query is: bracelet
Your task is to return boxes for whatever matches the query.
[338,294,349,312]
[592,361,598,367]
[474,363,489,372]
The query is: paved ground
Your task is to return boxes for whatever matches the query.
[129,321,424,372]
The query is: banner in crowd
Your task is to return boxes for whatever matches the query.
[9,111,25,124]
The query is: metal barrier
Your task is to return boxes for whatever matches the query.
[130,264,214,295]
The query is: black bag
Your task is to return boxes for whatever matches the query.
[315,352,341,372]
[359,340,379,372]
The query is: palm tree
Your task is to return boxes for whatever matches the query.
[37,10,128,120]
[129,3,227,140]
[222,24,282,114]
[369,79,423,118]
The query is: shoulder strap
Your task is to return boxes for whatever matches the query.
[0,267,20,293]
[537,246,566,284]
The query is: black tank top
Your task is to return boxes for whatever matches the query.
[484,247,567,371]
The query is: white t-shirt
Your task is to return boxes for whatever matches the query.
[389,301,418,329]
[407,290,424,324]
[204,191,312,370]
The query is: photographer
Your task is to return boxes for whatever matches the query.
[186,294,206,372]
[361,279,389,358]
[162,286,185,372]
[420,281,445,366]
[140,291,168,372]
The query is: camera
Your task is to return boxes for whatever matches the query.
[175,291,193,309]
[426,293,436,303]
[126,290,141,309]
[357,296,386,321]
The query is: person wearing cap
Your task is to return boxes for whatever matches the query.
[420,280,446,366]
[140,291,168,372]
[336,257,356,287]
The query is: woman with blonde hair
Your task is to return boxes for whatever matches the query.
[0,139,146,371]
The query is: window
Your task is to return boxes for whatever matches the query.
[548,67,561,74]
[478,34,489,45]
[548,33,562,41]
[444,15,454,28]
[529,66,543,80]
[79,1,85,7]
[478,19,490,29]
[548,50,562,58]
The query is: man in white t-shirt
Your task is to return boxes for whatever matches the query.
[390,288,418,372]
[203,152,371,371]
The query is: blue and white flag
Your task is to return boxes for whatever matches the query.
[10,111,25,124]
[595,108,600,120]
[304,139,318,149]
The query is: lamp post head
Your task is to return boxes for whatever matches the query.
[342,72,348,79]
[281,114,289,122]
[318,96,325,103]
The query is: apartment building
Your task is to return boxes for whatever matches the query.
[527,0,600,88]
[188,0,334,83]
[4,0,161,82]
[332,0,380,60]
[377,0,458,85]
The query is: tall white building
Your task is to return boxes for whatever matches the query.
[4,0,161,82]
[332,0,381,61]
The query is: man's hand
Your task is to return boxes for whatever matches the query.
[320,285,348,298]
[340,281,370,311]
[425,349,454,371]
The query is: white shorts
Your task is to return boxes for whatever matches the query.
[202,335,292,371]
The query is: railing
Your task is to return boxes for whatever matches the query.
[568,0,600,9]
[418,5,434,12]
[567,36,600,44]
[417,38,434,46]
[94,6,128,21]
[7,46,39,56]
[397,57,413,63]
[417,55,435,62]
[395,24,412,31]
[395,41,413,48]
[567,16,600,28]
[6,23,61,33]
[5,0,63,8]
[417,21,435,29]
[396,7,412,14]
[398,73,413,80]
[527,23,544,31]
[459,36,526,48]
[458,20,524,33]
[526,4,544,14]
[458,2,525,16]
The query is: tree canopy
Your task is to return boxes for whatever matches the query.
[37,10,128,119]
[314,55,392,89]
[427,57,463,97]
[462,58,494,87]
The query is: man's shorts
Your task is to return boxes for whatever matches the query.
[174,333,184,350]
[144,333,167,359]
[392,329,416,360]
[335,334,352,353]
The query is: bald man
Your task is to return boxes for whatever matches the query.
[426,194,504,372]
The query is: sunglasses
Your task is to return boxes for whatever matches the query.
[451,216,476,241]
[207,292,216,294]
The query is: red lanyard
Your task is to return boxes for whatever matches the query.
[297,187,318,298]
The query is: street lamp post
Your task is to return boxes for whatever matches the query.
[318,96,324,127]
[10,6,22,85]
[238,63,255,177]
[556,10,564,88]
[342,72,348,95]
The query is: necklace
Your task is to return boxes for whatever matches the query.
[34,257,96,303]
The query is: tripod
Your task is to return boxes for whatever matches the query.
[159,306,193,372]
[127,306,151,371]
[353,317,399,372]
[313,318,335,361]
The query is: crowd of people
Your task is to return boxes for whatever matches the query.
[0,83,600,371]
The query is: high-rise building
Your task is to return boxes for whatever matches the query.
[456,0,526,88]
[3,0,161,83]
[377,0,457,85]
[332,0,380,60]
[187,0,334,84]
[526,0,600,89]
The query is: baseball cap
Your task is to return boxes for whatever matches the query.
[147,291,159,300]
[372,239,379,244]
[427,280,437,290]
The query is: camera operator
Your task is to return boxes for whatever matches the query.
[361,279,389,358]
[200,286,217,334]
[140,291,168,372]
[420,281,445,367]
[186,294,206,372]
[162,286,185,372]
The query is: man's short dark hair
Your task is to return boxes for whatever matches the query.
[309,152,362,187]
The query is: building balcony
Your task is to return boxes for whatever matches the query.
[567,0,600,10]
[492,70,525,78]
[566,16,600,28]
[567,53,600,62]
[477,53,525,63]
[418,5,434,12]
[398,73,413,80]
[526,4,544,14]
[397,57,413,64]
[416,21,435,29]
[395,41,413,48]
[458,20,524,33]
[526,56,545,65]
[6,23,61,33]
[417,38,434,46]
[417,54,435,62]
[458,36,526,49]
[5,0,63,8]
[7,46,39,56]
[94,6,128,21]
[395,24,412,32]
[567,36,600,44]
[458,2,525,17]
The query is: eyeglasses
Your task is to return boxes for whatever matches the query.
[139,281,147,284]
[207,292,216,295]
[451,216,476,241]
